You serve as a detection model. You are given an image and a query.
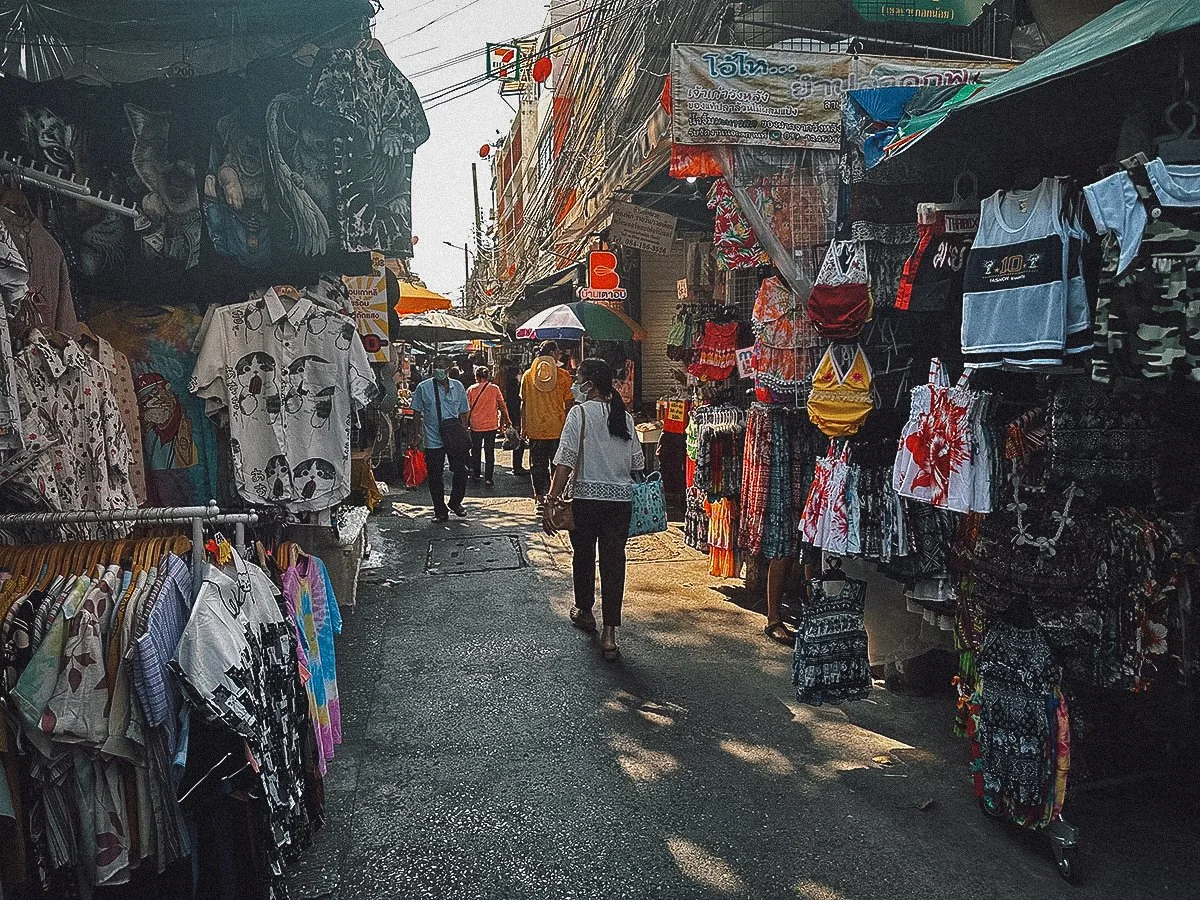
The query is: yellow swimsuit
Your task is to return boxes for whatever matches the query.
[806,344,874,438]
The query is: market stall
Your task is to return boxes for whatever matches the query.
[659,0,1200,879]
[0,5,429,897]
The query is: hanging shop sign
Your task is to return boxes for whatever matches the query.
[343,272,391,363]
[578,250,628,302]
[487,41,536,95]
[609,201,678,256]
[670,44,1013,150]
[852,0,988,25]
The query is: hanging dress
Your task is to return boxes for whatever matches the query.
[792,576,872,705]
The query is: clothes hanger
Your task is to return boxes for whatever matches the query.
[921,171,980,224]
[1155,100,1200,165]
[273,284,302,305]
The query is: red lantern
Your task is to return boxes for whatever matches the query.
[479,144,491,158]
[532,56,552,84]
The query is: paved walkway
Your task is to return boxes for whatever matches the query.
[287,468,1198,900]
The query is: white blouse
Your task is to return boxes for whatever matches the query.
[553,400,644,502]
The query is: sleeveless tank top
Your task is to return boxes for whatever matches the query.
[806,344,874,438]
[961,177,1090,368]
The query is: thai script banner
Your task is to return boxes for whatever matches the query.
[670,44,1012,150]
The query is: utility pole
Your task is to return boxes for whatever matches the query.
[471,163,483,252]
[443,240,472,306]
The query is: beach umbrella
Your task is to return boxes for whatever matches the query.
[516,301,645,342]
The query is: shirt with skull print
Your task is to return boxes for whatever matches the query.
[190,287,377,511]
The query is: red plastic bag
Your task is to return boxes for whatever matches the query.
[403,449,427,489]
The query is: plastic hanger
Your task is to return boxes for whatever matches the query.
[1155,100,1200,164]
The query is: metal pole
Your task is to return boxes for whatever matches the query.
[471,162,483,250]
[460,244,470,309]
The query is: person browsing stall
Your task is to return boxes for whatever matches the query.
[543,358,643,662]
[410,355,471,521]
[466,366,511,487]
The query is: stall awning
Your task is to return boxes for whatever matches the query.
[0,0,374,83]
[881,0,1200,162]
[507,262,585,324]
[395,281,453,316]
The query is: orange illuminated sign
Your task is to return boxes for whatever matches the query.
[578,250,628,301]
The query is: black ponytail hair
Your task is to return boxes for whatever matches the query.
[577,357,631,441]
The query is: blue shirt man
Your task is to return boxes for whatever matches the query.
[411,372,469,448]
[410,355,471,520]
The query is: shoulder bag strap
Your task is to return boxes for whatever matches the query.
[468,385,486,417]
[574,403,586,489]
[433,380,444,421]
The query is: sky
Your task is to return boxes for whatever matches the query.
[374,1,547,303]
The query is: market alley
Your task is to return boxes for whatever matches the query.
[285,475,1199,900]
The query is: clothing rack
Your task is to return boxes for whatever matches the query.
[0,502,258,578]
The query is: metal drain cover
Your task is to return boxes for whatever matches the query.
[426,534,526,574]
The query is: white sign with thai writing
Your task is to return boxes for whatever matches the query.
[609,201,677,256]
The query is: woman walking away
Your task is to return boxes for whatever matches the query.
[466,366,511,486]
[543,358,643,661]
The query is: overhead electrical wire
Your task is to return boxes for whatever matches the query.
[493,0,718,270]
[416,0,658,108]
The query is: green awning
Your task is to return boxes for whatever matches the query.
[881,0,1200,163]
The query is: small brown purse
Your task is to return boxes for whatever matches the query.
[545,405,585,533]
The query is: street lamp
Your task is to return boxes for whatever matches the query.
[443,240,471,304]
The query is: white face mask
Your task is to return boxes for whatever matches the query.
[571,382,589,404]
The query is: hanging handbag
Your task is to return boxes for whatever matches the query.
[628,471,668,538]
[545,406,585,532]
[433,380,471,455]
[402,448,427,489]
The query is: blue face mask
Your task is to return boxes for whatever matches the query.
[571,382,589,404]
[434,368,448,382]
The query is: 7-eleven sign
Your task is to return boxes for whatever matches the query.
[486,43,522,81]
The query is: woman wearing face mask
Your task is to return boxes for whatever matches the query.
[543,358,643,661]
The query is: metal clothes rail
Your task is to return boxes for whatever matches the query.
[0,502,259,578]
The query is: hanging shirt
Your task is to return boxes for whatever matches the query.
[1084,156,1200,384]
[88,302,221,507]
[961,177,1090,367]
[191,288,378,511]
[84,335,148,505]
[0,219,27,451]
[172,552,310,870]
[0,208,79,337]
[2,330,138,538]
[308,46,430,258]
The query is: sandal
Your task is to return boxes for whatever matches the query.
[570,607,598,634]
[764,622,795,647]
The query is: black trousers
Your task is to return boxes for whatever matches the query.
[528,438,559,498]
[568,499,633,627]
[513,439,526,472]
[424,446,467,515]
[470,429,497,480]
